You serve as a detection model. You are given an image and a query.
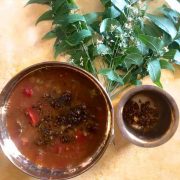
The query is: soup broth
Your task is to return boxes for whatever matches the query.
[5,67,108,169]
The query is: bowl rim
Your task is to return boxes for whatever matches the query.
[0,61,114,179]
[116,85,179,148]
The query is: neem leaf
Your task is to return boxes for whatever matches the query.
[146,14,177,39]
[42,30,56,40]
[137,41,149,55]
[100,18,121,33]
[160,60,175,72]
[123,53,143,70]
[111,0,126,12]
[147,59,161,86]
[174,38,180,46]
[162,33,172,46]
[100,0,110,5]
[138,34,164,53]
[173,50,180,65]
[159,5,180,24]
[66,29,92,46]
[131,79,142,86]
[53,0,66,11]
[128,0,138,5]
[94,44,112,56]
[114,56,125,68]
[26,0,49,6]
[154,81,163,88]
[36,10,53,25]
[126,46,140,54]
[54,41,69,58]
[163,49,180,61]
[105,6,121,18]
[53,3,70,18]
[66,1,78,10]
[84,12,102,25]
[54,14,86,25]
[143,23,162,37]
[99,69,124,84]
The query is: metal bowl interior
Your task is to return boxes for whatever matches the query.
[116,85,179,148]
[0,62,113,179]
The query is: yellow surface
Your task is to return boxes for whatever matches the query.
[0,0,180,180]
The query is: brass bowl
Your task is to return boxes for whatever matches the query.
[0,62,113,179]
[116,85,179,147]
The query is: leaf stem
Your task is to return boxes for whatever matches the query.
[107,37,121,93]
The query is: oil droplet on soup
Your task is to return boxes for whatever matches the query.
[6,67,108,169]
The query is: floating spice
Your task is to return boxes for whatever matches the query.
[123,99,159,133]
[28,91,98,146]
[122,90,172,138]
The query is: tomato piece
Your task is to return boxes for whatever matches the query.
[23,87,33,97]
[26,108,39,127]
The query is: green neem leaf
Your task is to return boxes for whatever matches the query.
[114,56,125,68]
[94,44,112,56]
[84,12,102,25]
[66,2,78,10]
[146,14,177,39]
[136,41,149,55]
[143,23,162,37]
[154,81,163,88]
[99,69,124,84]
[126,47,140,54]
[36,10,53,25]
[131,79,142,86]
[53,4,70,17]
[123,53,143,70]
[162,33,172,46]
[26,0,49,6]
[53,0,66,11]
[163,49,180,61]
[54,14,86,25]
[159,5,180,24]
[147,59,161,85]
[66,29,92,46]
[111,0,126,12]
[138,34,164,53]
[105,6,121,18]
[100,18,121,33]
[174,38,180,46]
[128,0,138,5]
[174,51,180,65]
[54,41,69,58]
[160,60,175,71]
[69,50,86,67]
[100,0,110,5]
[88,21,101,33]
[42,30,56,40]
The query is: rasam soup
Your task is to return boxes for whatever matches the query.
[5,65,108,169]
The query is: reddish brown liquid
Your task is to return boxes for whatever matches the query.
[6,67,108,169]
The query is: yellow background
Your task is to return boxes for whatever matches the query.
[0,0,180,180]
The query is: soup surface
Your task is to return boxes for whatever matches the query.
[123,90,171,139]
[5,66,108,169]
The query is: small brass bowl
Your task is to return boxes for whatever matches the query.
[116,85,179,147]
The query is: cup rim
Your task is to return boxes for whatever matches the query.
[116,85,179,148]
[0,61,114,179]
